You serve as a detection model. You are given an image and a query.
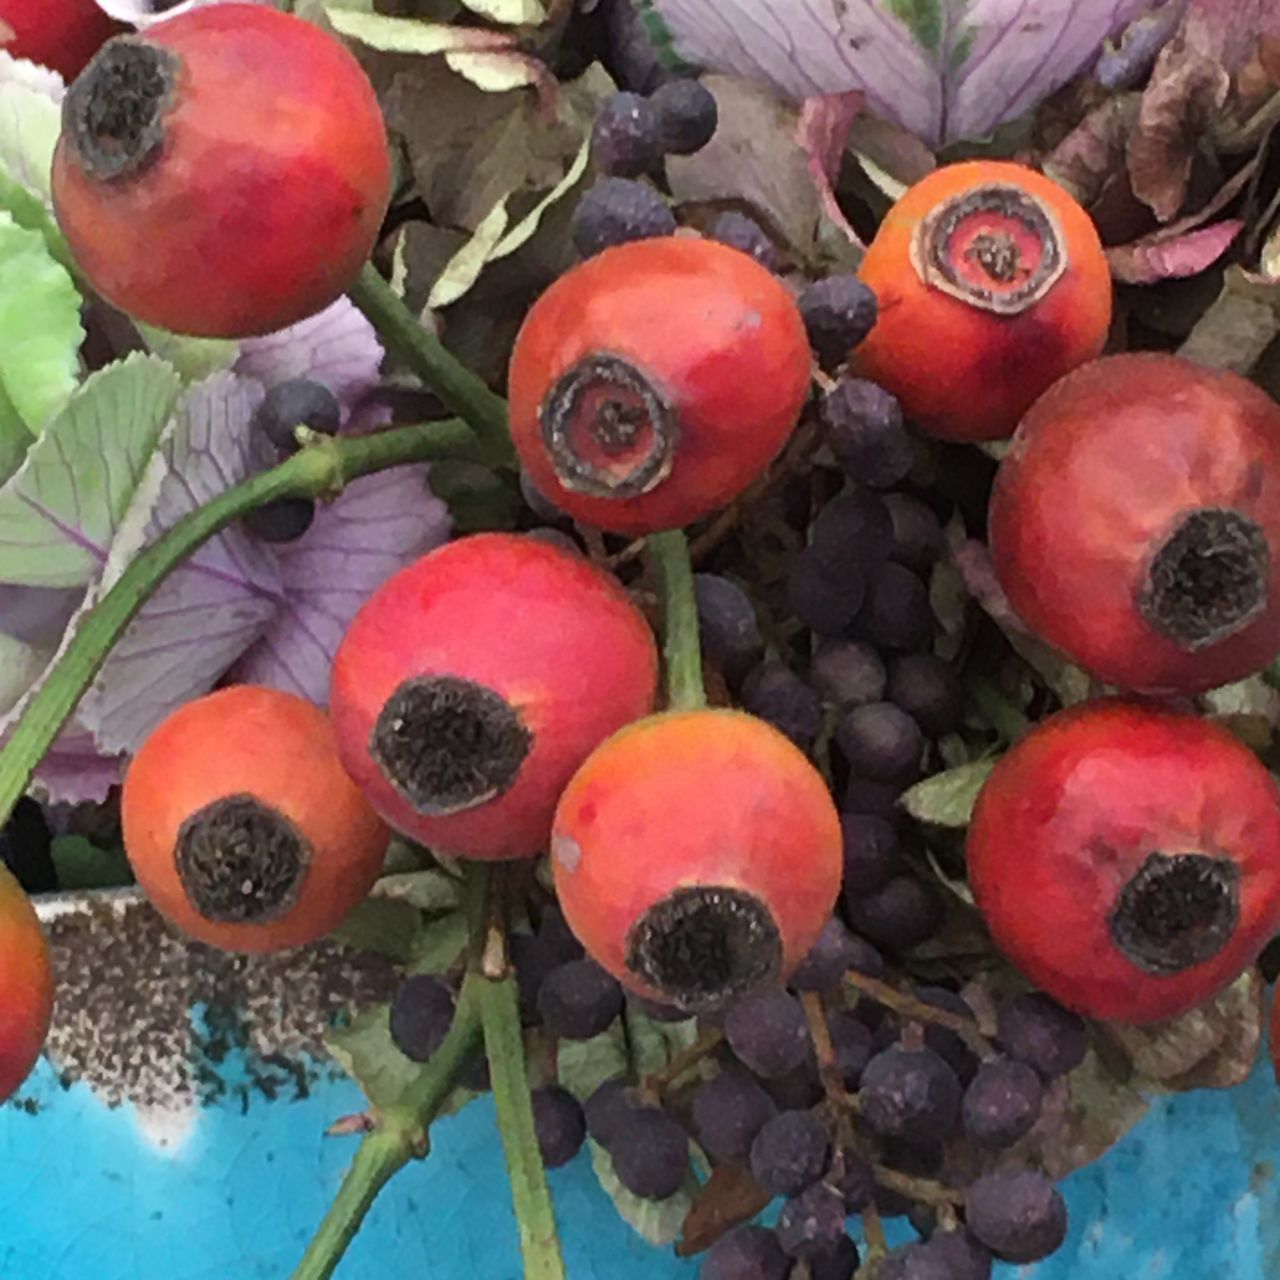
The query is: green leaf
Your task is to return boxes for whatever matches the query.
[491,136,592,259]
[557,1025,630,1100]
[0,71,59,211]
[325,9,513,56]
[0,213,84,440]
[329,897,425,963]
[444,50,544,95]
[899,759,996,827]
[134,322,240,383]
[588,1140,700,1246]
[49,835,133,891]
[428,198,513,309]
[624,1005,699,1076]
[427,458,520,532]
[327,1004,422,1111]
[0,354,182,587]
[407,908,469,976]
[375,867,465,913]
[459,0,545,23]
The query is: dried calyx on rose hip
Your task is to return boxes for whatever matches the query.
[329,534,658,860]
[854,160,1111,441]
[990,352,1280,693]
[967,699,1280,1022]
[552,709,842,1011]
[508,237,811,535]
[0,863,54,1103]
[0,0,121,79]
[120,686,390,952]
[51,4,391,338]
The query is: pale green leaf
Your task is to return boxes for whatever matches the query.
[427,198,512,309]
[134,322,240,383]
[445,49,543,94]
[460,0,545,23]
[0,71,59,209]
[624,1005,699,1076]
[327,1004,421,1111]
[899,758,996,828]
[325,9,512,56]
[557,1025,630,1100]
[0,353,182,587]
[406,908,469,976]
[588,1140,699,1246]
[0,213,83,438]
[374,867,465,914]
[490,136,591,259]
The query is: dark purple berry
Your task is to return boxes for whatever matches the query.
[821,379,912,490]
[887,654,964,737]
[707,210,780,270]
[691,1071,777,1162]
[809,1234,860,1280]
[884,492,945,575]
[812,640,887,708]
[858,1048,961,1144]
[840,813,901,896]
[611,1106,689,1199]
[253,377,341,455]
[724,988,811,1079]
[531,1085,587,1168]
[851,562,935,653]
[592,91,664,176]
[775,1183,848,1260]
[572,178,676,257]
[842,775,907,822]
[763,1061,824,1111]
[388,974,454,1063]
[790,917,856,991]
[799,275,878,369]
[810,490,894,578]
[835,702,924,785]
[537,903,585,965]
[965,1170,1068,1263]
[694,573,764,689]
[962,1057,1043,1150]
[845,875,943,951]
[0,797,55,895]
[537,959,624,1040]
[787,546,866,636]
[699,1225,788,1280]
[827,1012,874,1089]
[584,1078,639,1148]
[650,78,718,155]
[739,661,823,752]
[915,986,980,1085]
[242,497,315,543]
[996,992,1088,1080]
[749,1110,832,1197]
[510,932,557,1025]
[827,1150,875,1210]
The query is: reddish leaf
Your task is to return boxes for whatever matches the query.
[1108,217,1244,282]
[797,90,866,252]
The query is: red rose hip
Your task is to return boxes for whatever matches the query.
[122,685,390,953]
[51,4,391,337]
[854,160,1111,442]
[508,237,812,535]
[990,352,1280,693]
[967,700,1280,1023]
[0,0,120,79]
[552,709,842,1010]
[329,534,658,860]
[0,864,53,1102]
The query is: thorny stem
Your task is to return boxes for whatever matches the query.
[477,867,567,1280]
[648,528,708,711]
[0,419,481,831]
[290,866,492,1280]
[843,972,993,1059]
[349,264,515,469]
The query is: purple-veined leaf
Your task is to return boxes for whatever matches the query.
[646,0,1160,146]
[227,461,451,706]
[77,373,284,754]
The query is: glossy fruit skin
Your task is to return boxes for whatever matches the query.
[967,700,1280,1023]
[855,160,1111,442]
[121,685,389,952]
[990,352,1280,694]
[508,237,811,535]
[51,5,391,338]
[551,709,843,1003]
[329,534,658,860]
[0,0,120,80]
[0,864,53,1102]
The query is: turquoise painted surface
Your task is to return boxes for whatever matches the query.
[4,1046,1279,1279]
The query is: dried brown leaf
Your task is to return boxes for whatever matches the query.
[1043,93,1142,208]
[676,1161,771,1258]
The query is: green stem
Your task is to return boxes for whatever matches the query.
[647,529,707,711]
[349,265,514,469]
[0,419,479,829]
[290,868,492,1280]
[477,882,566,1280]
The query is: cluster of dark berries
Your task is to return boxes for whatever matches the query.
[242,378,341,544]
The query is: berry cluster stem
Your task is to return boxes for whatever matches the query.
[291,865,492,1280]
[0,419,481,831]
[349,264,515,469]
[843,972,993,1058]
[647,528,707,711]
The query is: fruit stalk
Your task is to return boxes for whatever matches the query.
[647,529,707,710]
[349,264,515,468]
[478,874,568,1280]
[0,418,480,830]
[291,867,491,1280]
